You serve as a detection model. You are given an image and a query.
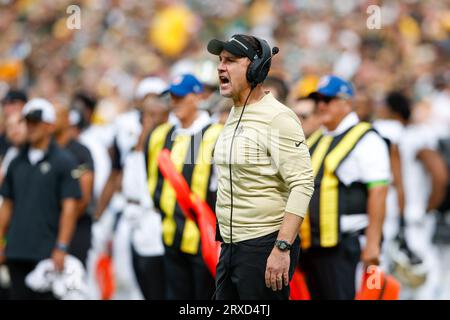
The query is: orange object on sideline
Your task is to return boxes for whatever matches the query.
[96,253,115,300]
[355,266,401,300]
[191,194,220,278]
[290,268,311,300]
[157,149,195,221]
[157,148,220,278]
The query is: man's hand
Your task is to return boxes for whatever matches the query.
[364,185,387,270]
[265,247,290,291]
[361,242,380,270]
[51,249,66,272]
[0,199,13,266]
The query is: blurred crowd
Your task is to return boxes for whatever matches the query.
[1,0,449,117]
[0,0,449,300]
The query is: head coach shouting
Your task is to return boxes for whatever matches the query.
[208,34,314,300]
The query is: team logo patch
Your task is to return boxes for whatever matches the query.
[40,162,51,174]
[71,164,87,179]
[71,169,81,179]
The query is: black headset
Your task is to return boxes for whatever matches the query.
[245,37,275,88]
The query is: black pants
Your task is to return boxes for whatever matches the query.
[0,286,9,300]
[163,245,215,300]
[131,244,166,300]
[69,214,92,266]
[215,231,300,300]
[7,260,56,300]
[299,235,361,300]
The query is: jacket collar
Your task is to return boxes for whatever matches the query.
[21,138,58,162]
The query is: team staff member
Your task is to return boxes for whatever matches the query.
[0,99,81,299]
[53,101,94,266]
[372,91,408,272]
[125,96,169,300]
[300,75,390,300]
[94,77,167,220]
[290,76,322,138]
[0,90,28,161]
[145,74,222,299]
[0,111,27,300]
[0,112,28,184]
[92,77,168,299]
[207,34,314,300]
[396,93,448,299]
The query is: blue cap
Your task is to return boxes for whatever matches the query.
[309,75,354,99]
[164,74,204,97]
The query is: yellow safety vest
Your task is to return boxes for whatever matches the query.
[147,122,223,255]
[300,122,373,249]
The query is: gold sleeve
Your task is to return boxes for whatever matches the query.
[268,112,314,217]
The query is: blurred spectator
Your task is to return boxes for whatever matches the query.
[54,100,94,266]
[0,90,27,160]
[1,90,28,120]
[119,94,169,300]
[91,77,167,300]
[263,75,289,104]
[373,91,408,274]
[395,92,449,299]
[353,92,374,122]
[94,77,166,221]
[0,98,81,300]
[0,113,27,185]
[72,91,112,202]
[292,98,321,138]
[290,76,321,137]
[140,95,170,136]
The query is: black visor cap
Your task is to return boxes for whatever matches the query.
[207,35,258,61]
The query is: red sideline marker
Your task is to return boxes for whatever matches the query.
[157,148,220,278]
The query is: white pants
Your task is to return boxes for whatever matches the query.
[436,244,450,299]
[401,214,439,300]
[85,193,126,300]
[111,213,144,300]
[381,188,400,272]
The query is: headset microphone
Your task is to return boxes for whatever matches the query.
[250,46,280,88]
[263,46,279,66]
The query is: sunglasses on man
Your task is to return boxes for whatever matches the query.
[315,95,337,104]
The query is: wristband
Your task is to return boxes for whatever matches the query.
[55,242,69,252]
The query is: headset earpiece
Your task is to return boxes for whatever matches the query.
[246,37,272,88]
